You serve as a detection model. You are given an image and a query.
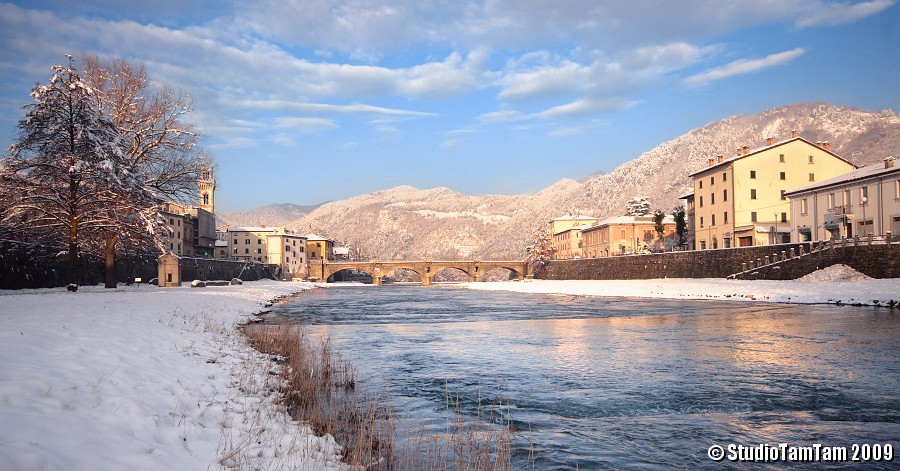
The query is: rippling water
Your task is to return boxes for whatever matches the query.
[270,284,900,469]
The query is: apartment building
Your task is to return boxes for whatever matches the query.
[305,233,335,261]
[160,202,195,256]
[581,215,676,257]
[689,133,855,250]
[552,224,591,259]
[786,156,900,241]
[267,231,309,280]
[228,226,277,262]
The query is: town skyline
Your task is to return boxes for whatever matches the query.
[1,1,899,211]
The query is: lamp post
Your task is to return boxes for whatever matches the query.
[774,212,779,245]
[861,196,868,237]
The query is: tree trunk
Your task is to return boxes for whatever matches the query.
[69,224,79,286]
[105,233,117,288]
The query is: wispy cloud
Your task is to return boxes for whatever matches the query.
[273,117,338,132]
[796,0,895,28]
[683,48,807,87]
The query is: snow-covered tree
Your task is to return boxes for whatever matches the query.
[652,209,666,245]
[0,56,164,285]
[526,228,554,277]
[81,54,208,287]
[625,196,651,216]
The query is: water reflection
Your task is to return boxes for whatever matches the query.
[271,286,900,470]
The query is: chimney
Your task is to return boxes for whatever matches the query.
[791,130,798,138]
[766,136,775,146]
[886,156,896,169]
[823,141,830,151]
[717,154,724,163]
[742,145,750,155]
[736,147,743,156]
[708,158,715,167]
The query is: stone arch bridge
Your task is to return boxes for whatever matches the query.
[312,259,529,286]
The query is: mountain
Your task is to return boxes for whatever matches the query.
[218,202,325,228]
[240,103,900,260]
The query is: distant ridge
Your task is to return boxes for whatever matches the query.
[229,103,900,259]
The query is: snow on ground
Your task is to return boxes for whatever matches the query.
[0,280,351,471]
[464,265,900,306]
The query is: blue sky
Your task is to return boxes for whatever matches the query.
[1,1,899,211]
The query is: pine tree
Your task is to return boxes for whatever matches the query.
[0,56,164,286]
[673,205,687,248]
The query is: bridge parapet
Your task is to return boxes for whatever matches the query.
[316,259,529,286]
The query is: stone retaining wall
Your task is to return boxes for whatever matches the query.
[731,242,900,280]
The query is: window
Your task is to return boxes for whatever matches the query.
[244,248,249,254]
[300,246,305,253]
[292,240,296,246]
[751,212,758,222]
[723,189,728,202]
[699,180,703,189]
[233,248,238,254]
[286,245,291,251]
[256,248,262,254]
[711,176,715,185]
[285,257,289,263]
[233,238,237,245]
[895,180,900,199]
[801,198,808,215]
[700,216,704,228]
[844,189,851,206]
[828,193,835,209]
[779,154,785,163]
[723,172,727,182]
[711,193,715,204]
[258,239,262,244]
[724,212,728,224]
[809,173,815,182]
[245,239,250,244]
[699,196,703,207]
[203,193,209,205]
[808,155,814,164]
[780,171,786,180]
[860,186,869,201]
[750,170,757,179]
[169,218,174,225]
[711,214,716,226]
[781,190,786,200]
[750,189,757,199]
[700,240,707,250]
[781,212,787,223]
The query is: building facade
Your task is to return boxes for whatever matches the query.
[160,202,195,256]
[305,234,335,261]
[228,226,277,262]
[266,231,309,280]
[689,134,855,250]
[549,215,598,237]
[581,215,676,257]
[786,157,900,242]
[552,224,591,259]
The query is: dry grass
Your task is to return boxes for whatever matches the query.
[243,322,523,470]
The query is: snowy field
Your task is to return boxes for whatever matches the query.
[464,265,900,307]
[0,281,351,471]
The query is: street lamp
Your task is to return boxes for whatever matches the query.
[861,196,868,237]
[774,212,779,245]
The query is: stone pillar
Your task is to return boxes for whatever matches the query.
[789,248,795,258]
[422,275,432,287]
[158,253,181,287]
[373,276,382,286]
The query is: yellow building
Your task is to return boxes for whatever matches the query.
[549,215,598,236]
[228,226,276,262]
[552,224,591,259]
[160,202,195,256]
[266,231,309,280]
[581,215,676,257]
[688,134,855,250]
[304,233,335,261]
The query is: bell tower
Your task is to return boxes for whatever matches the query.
[198,164,216,214]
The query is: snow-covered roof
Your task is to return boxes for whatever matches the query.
[785,159,899,196]
[556,224,593,233]
[227,226,277,233]
[304,233,332,242]
[688,137,855,178]
[550,215,596,222]
[583,214,676,231]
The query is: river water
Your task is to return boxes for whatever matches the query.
[269,284,900,469]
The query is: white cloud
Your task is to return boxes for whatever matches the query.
[796,0,895,28]
[537,98,637,119]
[547,127,584,137]
[273,117,338,132]
[683,48,807,87]
[478,110,525,123]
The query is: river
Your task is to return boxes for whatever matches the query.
[269,284,900,469]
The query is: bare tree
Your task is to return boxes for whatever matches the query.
[81,54,208,287]
[0,56,164,286]
[525,228,554,277]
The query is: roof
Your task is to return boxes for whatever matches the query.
[678,192,694,200]
[227,226,277,233]
[214,240,228,247]
[549,215,597,222]
[556,224,593,233]
[304,233,333,242]
[582,214,676,232]
[785,159,899,196]
[688,137,855,178]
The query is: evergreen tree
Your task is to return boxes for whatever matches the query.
[0,56,163,285]
[673,205,687,247]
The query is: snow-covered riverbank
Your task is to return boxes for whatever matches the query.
[0,281,351,471]
[464,265,900,307]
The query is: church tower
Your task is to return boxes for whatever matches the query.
[198,164,216,215]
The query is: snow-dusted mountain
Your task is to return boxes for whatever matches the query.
[229,103,900,260]
[218,203,324,228]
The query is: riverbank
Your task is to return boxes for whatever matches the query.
[0,281,351,470]
[464,265,900,307]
